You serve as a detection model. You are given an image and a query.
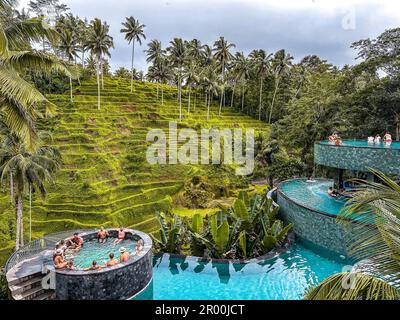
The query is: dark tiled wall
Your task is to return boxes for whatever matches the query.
[277,191,359,256]
[314,143,400,175]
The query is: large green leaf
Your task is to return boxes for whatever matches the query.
[238,230,247,258]
[210,214,218,240]
[262,234,276,252]
[215,220,230,253]
[238,191,250,206]
[191,213,203,234]
[233,199,249,221]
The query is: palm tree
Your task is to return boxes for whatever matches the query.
[0,132,61,250]
[212,37,235,115]
[268,49,293,123]
[120,16,146,93]
[183,60,200,113]
[145,40,164,98]
[167,38,187,121]
[230,52,250,109]
[0,0,71,148]
[250,49,272,120]
[58,29,79,102]
[201,68,219,120]
[85,18,114,110]
[148,58,173,106]
[306,170,400,300]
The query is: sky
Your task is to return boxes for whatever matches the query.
[18,0,400,72]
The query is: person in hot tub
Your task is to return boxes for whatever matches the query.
[384,132,392,146]
[119,247,130,262]
[113,227,126,245]
[97,226,109,244]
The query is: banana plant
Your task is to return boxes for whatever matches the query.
[150,211,185,254]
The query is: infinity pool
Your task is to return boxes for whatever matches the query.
[70,239,137,268]
[319,139,400,149]
[279,179,347,216]
[136,241,348,300]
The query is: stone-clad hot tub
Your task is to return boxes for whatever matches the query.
[55,229,152,300]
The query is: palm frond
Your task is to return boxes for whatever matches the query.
[5,50,72,77]
[305,272,400,300]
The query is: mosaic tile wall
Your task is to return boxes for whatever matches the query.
[314,143,400,175]
[276,190,360,257]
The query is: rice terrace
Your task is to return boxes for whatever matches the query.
[1,0,400,306]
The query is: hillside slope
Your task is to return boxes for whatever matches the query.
[0,78,270,256]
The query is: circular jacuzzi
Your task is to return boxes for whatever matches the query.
[55,229,152,300]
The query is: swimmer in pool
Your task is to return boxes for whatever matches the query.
[367,136,374,144]
[105,253,119,267]
[113,227,126,245]
[97,226,109,244]
[328,187,338,198]
[384,132,392,146]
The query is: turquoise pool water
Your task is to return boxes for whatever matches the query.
[279,179,347,216]
[70,239,137,268]
[136,242,348,300]
[320,139,400,149]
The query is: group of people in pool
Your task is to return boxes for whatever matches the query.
[328,132,343,145]
[367,132,392,146]
[53,227,145,271]
[329,131,393,146]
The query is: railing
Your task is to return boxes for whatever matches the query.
[5,229,93,274]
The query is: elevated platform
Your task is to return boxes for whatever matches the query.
[314,140,400,175]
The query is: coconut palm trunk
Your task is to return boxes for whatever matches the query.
[69,76,73,102]
[269,77,280,124]
[178,76,182,121]
[9,172,14,205]
[258,78,263,120]
[241,90,245,112]
[230,81,236,108]
[219,62,225,116]
[15,195,23,250]
[188,86,191,113]
[130,41,135,93]
[161,86,164,105]
[207,91,211,121]
[101,64,104,90]
[96,59,101,110]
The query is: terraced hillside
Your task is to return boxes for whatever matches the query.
[0,78,270,258]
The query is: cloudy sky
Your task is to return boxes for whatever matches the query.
[18,0,400,71]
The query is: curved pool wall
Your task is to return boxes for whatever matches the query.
[274,180,361,256]
[55,229,152,300]
[315,140,400,175]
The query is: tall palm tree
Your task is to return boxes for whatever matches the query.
[250,49,272,120]
[0,132,61,250]
[145,40,164,98]
[201,68,219,121]
[58,29,79,102]
[183,60,200,113]
[306,170,400,300]
[120,16,146,93]
[148,58,173,106]
[268,49,293,123]
[1,0,71,148]
[85,18,114,110]
[212,37,235,115]
[230,52,250,109]
[167,38,187,121]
